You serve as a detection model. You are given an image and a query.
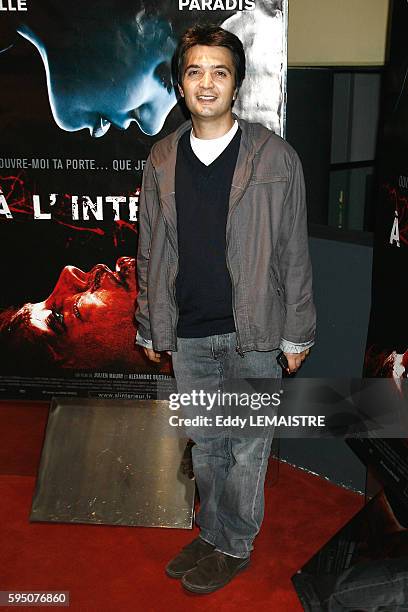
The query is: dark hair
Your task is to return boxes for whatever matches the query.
[175,23,246,90]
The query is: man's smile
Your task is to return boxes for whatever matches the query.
[197,94,217,101]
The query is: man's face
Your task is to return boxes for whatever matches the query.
[178,45,237,126]
[17,12,177,137]
[18,257,143,369]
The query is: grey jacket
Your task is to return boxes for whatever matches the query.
[135,116,316,353]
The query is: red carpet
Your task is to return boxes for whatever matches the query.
[0,401,363,611]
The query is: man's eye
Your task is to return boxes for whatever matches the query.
[187,70,200,77]
[215,71,227,78]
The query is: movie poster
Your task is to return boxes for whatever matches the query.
[0,1,287,400]
[364,0,408,380]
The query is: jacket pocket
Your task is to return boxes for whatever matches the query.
[249,175,287,186]
[269,266,285,307]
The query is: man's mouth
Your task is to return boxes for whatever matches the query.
[197,95,217,102]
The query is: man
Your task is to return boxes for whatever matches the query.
[135,24,316,594]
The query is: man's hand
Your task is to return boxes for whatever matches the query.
[284,349,310,374]
[143,348,162,363]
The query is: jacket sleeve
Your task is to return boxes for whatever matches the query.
[134,155,155,344]
[277,150,316,344]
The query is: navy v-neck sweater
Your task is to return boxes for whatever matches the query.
[175,127,241,338]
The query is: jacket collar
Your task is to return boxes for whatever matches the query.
[150,116,272,244]
[150,115,272,197]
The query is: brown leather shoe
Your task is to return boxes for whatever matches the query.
[181,550,250,594]
[165,537,215,578]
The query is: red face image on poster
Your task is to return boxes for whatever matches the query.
[0,256,170,374]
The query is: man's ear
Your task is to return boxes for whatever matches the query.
[178,83,184,98]
[233,88,238,101]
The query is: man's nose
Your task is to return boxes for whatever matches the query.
[53,266,88,296]
[200,70,214,88]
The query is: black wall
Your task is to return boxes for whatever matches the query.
[280,236,373,492]
[286,69,333,225]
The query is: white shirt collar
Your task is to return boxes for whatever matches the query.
[190,120,239,166]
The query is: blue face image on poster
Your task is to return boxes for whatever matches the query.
[3,2,177,137]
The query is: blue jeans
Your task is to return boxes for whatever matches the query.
[171,332,281,558]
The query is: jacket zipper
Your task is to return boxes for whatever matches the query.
[225,249,244,357]
[225,158,255,357]
[171,260,179,351]
[152,170,179,350]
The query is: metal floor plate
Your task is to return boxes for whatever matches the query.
[30,398,195,528]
